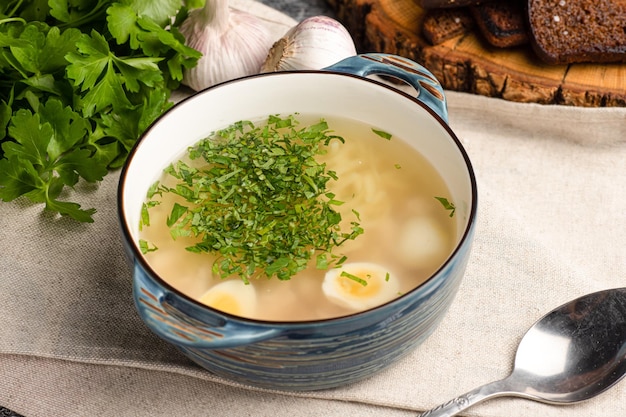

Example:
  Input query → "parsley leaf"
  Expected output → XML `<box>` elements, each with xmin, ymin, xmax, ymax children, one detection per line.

<box><xmin>372</xmin><ymin>128</ymin><xmax>392</xmax><ymax>140</ymax></box>
<box><xmin>435</xmin><ymin>196</ymin><xmax>456</xmax><ymax>217</ymax></box>
<box><xmin>124</xmin><ymin>0</ymin><xmax>181</xmax><ymax>27</ymax></box>
<box><xmin>106</xmin><ymin>4</ymin><xmax>142</xmax><ymax>48</ymax></box>
<box><xmin>3</xmin><ymin>109</ymin><xmax>52</xmax><ymax>168</ymax></box>
<box><xmin>0</xmin><ymin>156</ymin><xmax>44</xmax><ymax>200</ymax></box>
<box><xmin>1</xmin><ymin>100</ymin><xmax>107</xmax><ymax>221</ymax></box>
<box><xmin>8</xmin><ymin>25</ymin><xmax>82</xmax><ymax>75</ymax></box>
<box><xmin>66</xmin><ymin>30</ymin><xmax>113</xmax><ymax>92</ymax></box>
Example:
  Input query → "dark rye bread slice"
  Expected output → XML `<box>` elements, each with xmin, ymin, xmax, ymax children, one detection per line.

<box><xmin>470</xmin><ymin>1</ymin><xmax>528</xmax><ymax>48</ymax></box>
<box><xmin>422</xmin><ymin>7</ymin><xmax>475</xmax><ymax>44</ymax></box>
<box><xmin>416</xmin><ymin>0</ymin><xmax>488</xmax><ymax>8</ymax></box>
<box><xmin>528</xmin><ymin>0</ymin><xmax>626</xmax><ymax>64</ymax></box>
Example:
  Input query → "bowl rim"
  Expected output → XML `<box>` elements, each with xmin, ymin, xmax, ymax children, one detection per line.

<box><xmin>117</xmin><ymin>69</ymin><xmax>478</xmax><ymax>326</ymax></box>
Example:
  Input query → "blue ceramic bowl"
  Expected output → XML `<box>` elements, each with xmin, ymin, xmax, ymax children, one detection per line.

<box><xmin>118</xmin><ymin>54</ymin><xmax>478</xmax><ymax>391</ymax></box>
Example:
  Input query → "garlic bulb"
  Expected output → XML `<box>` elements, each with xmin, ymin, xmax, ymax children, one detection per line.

<box><xmin>179</xmin><ymin>0</ymin><xmax>274</xmax><ymax>91</ymax></box>
<box><xmin>261</xmin><ymin>16</ymin><xmax>357</xmax><ymax>72</ymax></box>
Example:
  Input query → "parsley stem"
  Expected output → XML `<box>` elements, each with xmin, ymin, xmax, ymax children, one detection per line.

<box><xmin>6</xmin><ymin>0</ymin><xmax>24</xmax><ymax>18</ymax></box>
<box><xmin>0</xmin><ymin>17</ymin><xmax>26</xmax><ymax>25</ymax></box>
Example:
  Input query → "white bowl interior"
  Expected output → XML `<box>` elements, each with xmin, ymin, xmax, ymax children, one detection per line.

<box><xmin>121</xmin><ymin>72</ymin><xmax>474</xmax><ymax>245</ymax></box>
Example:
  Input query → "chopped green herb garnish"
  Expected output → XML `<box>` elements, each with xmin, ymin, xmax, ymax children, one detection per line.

<box><xmin>372</xmin><ymin>128</ymin><xmax>392</xmax><ymax>140</ymax></box>
<box><xmin>139</xmin><ymin>200</ymin><xmax>160</xmax><ymax>231</ymax></box>
<box><xmin>435</xmin><ymin>196</ymin><xmax>456</xmax><ymax>217</ymax></box>
<box><xmin>138</xmin><ymin>239</ymin><xmax>158</xmax><ymax>254</ymax></box>
<box><xmin>340</xmin><ymin>271</ymin><xmax>368</xmax><ymax>286</ymax></box>
<box><xmin>142</xmin><ymin>115</ymin><xmax>364</xmax><ymax>282</ymax></box>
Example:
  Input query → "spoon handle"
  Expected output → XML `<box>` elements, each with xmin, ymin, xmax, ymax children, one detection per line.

<box><xmin>417</xmin><ymin>379</ymin><xmax>512</xmax><ymax>417</ymax></box>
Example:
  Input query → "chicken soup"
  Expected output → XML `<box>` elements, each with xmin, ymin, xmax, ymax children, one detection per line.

<box><xmin>138</xmin><ymin>114</ymin><xmax>457</xmax><ymax>321</ymax></box>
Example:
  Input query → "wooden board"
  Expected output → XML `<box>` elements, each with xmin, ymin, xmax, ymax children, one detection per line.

<box><xmin>326</xmin><ymin>0</ymin><xmax>626</xmax><ymax>107</ymax></box>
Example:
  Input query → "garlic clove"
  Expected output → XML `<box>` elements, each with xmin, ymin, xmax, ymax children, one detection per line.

<box><xmin>180</xmin><ymin>0</ymin><xmax>275</xmax><ymax>91</ymax></box>
<box><xmin>261</xmin><ymin>16</ymin><xmax>357</xmax><ymax>73</ymax></box>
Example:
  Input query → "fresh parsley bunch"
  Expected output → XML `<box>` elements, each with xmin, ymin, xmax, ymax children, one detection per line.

<box><xmin>0</xmin><ymin>0</ymin><xmax>201</xmax><ymax>222</ymax></box>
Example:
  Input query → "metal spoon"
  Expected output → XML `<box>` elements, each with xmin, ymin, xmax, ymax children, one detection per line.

<box><xmin>419</xmin><ymin>287</ymin><xmax>626</xmax><ymax>416</ymax></box>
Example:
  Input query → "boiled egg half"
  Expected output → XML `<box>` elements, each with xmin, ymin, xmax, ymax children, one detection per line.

<box><xmin>198</xmin><ymin>280</ymin><xmax>258</xmax><ymax>317</ymax></box>
<box><xmin>322</xmin><ymin>262</ymin><xmax>400</xmax><ymax>311</ymax></box>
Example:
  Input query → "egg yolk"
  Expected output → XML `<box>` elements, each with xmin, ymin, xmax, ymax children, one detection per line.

<box><xmin>337</xmin><ymin>270</ymin><xmax>382</xmax><ymax>297</ymax></box>
<box><xmin>200</xmin><ymin>293</ymin><xmax>241</xmax><ymax>316</ymax></box>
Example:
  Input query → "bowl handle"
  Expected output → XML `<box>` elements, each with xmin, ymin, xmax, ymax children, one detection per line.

<box><xmin>324</xmin><ymin>53</ymin><xmax>448</xmax><ymax>123</ymax></box>
<box><xmin>133</xmin><ymin>262</ymin><xmax>283</xmax><ymax>349</ymax></box>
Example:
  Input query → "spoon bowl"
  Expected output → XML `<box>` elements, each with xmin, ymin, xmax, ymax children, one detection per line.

<box><xmin>420</xmin><ymin>287</ymin><xmax>626</xmax><ymax>416</ymax></box>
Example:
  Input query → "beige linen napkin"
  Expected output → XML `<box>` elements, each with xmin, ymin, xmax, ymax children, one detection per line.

<box><xmin>1</xmin><ymin>90</ymin><xmax>625</xmax><ymax>417</ymax></box>
<box><xmin>1</xmin><ymin>2</ymin><xmax>626</xmax><ymax>416</ymax></box>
